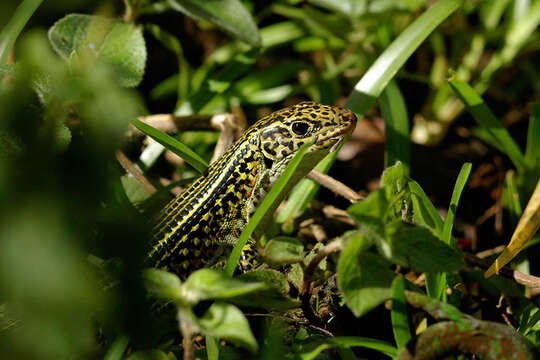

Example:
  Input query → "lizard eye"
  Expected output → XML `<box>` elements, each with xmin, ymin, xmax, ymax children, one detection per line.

<box><xmin>292</xmin><ymin>122</ymin><xmax>310</xmax><ymax>136</ymax></box>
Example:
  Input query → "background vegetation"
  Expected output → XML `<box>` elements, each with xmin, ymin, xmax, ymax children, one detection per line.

<box><xmin>0</xmin><ymin>0</ymin><xmax>539</xmax><ymax>359</ymax></box>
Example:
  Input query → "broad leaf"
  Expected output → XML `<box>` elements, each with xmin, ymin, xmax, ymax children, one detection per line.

<box><xmin>194</xmin><ymin>302</ymin><xmax>258</xmax><ymax>353</ymax></box>
<box><xmin>385</xmin><ymin>221</ymin><xmax>464</xmax><ymax>273</ymax></box>
<box><xmin>182</xmin><ymin>268</ymin><xmax>265</xmax><ymax>303</ymax></box>
<box><xmin>347</xmin><ymin>188</ymin><xmax>389</xmax><ymax>233</ymax></box>
<box><xmin>263</xmin><ymin>237</ymin><xmax>304</xmax><ymax>266</ymax></box>
<box><xmin>338</xmin><ymin>236</ymin><xmax>393</xmax><ymax>318</ymax></box>
<box><xmin>48</xmin><ymin>14</ymin><xmax>146</xmax><ymax>87</ymax></box>
<box><xmin>168</xmin><ymin>0</ymin><xmax>261</xmax><ymax>47</ymax></box>
<box><xmin>142</xmin><ymin>268</ymin><xmax>182</xmax><ymax>301</ymax></box>
<box><xmin>234</xmin><ymin>269</ymin><xmax>300</xmax><ymax>311</ymax></box>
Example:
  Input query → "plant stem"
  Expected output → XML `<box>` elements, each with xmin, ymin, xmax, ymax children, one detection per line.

<box><xmin>0</xmin><ymin>0</ymin><xmax>45</xmax><ymax>64</ymax></box>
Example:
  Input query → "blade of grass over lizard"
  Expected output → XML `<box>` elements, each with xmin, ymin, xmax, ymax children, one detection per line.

<box><xmin>379</xmin><ymin>80</ymin><xmax>410</xmax><ymax>174</ymax></box>
<box><xmin>448</xmin><ymin>78</ymin><xmax>526</xmax><ymax>172</ymax></box>
<box><xmin>0</xmin><ymin>0</ymin><xmax>44</xmax><ymax>64</ymax></box>
<box><xmin>276</xmin><ymin>148</ymin><xmax>338</xmax><ymax>224</ymax></box>
<box><xmin>132</xmin><ymin>118</ymin><xmax>209</xmax><ymax>174</ymax></box>
<box><xmin>224</xmin><ymin>142</ymin><xmax>312</xmax><ymax>277</ymax></box>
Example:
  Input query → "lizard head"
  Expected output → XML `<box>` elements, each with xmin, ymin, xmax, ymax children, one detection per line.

<box><xmin>256</xmin><ymin>101</ymin><xmax>357</xmax><ymax>168</ymax></box>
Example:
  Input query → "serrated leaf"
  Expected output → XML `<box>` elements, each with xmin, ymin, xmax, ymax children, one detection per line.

<box><xmin>48</xmin><ymin>14</ymin><xmax>146</xmax><ymax>87</ymax></box>
<box><xmin>195</xmin><ymin>302</ymin><xmax>258</xmax><ymax>353</ymax></box>
<box><xmin>385</xmin><ymin>221</ymin><xmax>464</xmax><ymax>273</ymax></box>
<box><xmin>347</xmin><ymin>188</ymin><xmax>389</xmax><ymax>233</ymax></box>
<box><xmin>263</xmin><ymin>237</ymin><xmax>304</xmax><ymax>266</ymax></box>
<box><xmin>338</xmin><ymin>236</ymin><xmax>393</xmax><ymax>318</ymax></box>
<box><xmin>168</xmin><ymin>0</ymin><xmax>261</xmax><ymax>47</ymax></box>
<box><xmin>182</xmin><ymin>269</ymin><xmax>265</xmax><ymax>303</ymax></box>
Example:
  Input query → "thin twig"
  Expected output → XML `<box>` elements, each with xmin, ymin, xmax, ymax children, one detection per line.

<box><xmin>308</xmin><ymin>169</ymin><xmax>363</xmax><ymax>203</ymax></box>
<box><xmin>476</xmin><ymin>245</ymin><xmax>505</xmax><ymax>259</ymax></box>
<box><xmin>464</xmin><ymin>253</ymin><xmax>540</xmax><ymax>292</ymax></box>
<box><xmin>210</xmin><ymin>113</ymin><xmax>245</xmax><ymax>163</ymax></box>
<box><xmin>115</xmin><ymin>150</ymin><xmax>157</xmax><ymax>195</ymax></box>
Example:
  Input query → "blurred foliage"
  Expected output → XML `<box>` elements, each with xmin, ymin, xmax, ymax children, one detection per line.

<box><xmin>0</xmin><ymin>0</ymin><xmax>539</xmax><ymax>359</ymax></box>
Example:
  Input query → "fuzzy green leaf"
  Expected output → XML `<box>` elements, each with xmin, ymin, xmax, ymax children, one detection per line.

<box><xmin>48</xmin><ymin>14</ymin><xmax>146</xmax><ymax>87</ymax></box>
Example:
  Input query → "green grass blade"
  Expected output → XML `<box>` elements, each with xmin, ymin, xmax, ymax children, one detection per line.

<box><xmin>503</xmin><ymin>171</ymin><xmax>522</xmax><ymax>225</ymax></box>
<box><xmin>448</xmin><ymin>78</ymin><xmax>526</xmax><ymax>172</ymax></box>
<box><xmin>525</xmin><ymin>103</ymin><xmax>540</xmax><ymax>168</ymax></box>
<box><xmin>132</xmin><ymin>119</ymin><xmax>209</xmax><ymax>173</ymax></box>
<box><xmin>391</xmin><ymin>276</ymin><xmax>411</xmax><ymax>349</ymax></box>
<box><xmin>441</xmin><ymin>163</ymin><xmax>472</xmax><ymax>246</ymax></box>
<box><xmin>0</xmin><ymin>0</ymin><xmax>44</xmax><ymax>64</ymax></box>
<box><xmin>224</xmin><ymin>142</ymin><xmax>312</xmax><ymax>277</ymax></box>
<box><xmin>175</xmin><ymin>50</ymin><xmax>257</xmax><ymax>115</ymax></box>
<box><xmin>345</xmin><ymin>0</ymin><xmax>462</xmax><ymax>115</ymax></box>
<box><xmin>103</xmin><ymin>335</ymin><xmax>130</xmax><ymax>360</ymax></box>
<box><xmin>379</xmin><ymin>80</ymin><xmax>410</xmax><ymax>174</ymax></box>
<box><xmin>206</xmin><ymin>335</ymin><xmax>219</xmax><ymax>360</ymax></box>
<box><xmin>275</xmin><ymin>149</ymin><xmax>337</xmax><ymax>224</ymax></box>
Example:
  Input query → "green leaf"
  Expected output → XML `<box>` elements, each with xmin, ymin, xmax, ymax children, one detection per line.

<box><xmin>48</xmin><ymin>14</ymin><xmax>147</xmax><ymax>87</ymax></box>
<box><xmin>441</xmin><ymin>162</ymin><xmax>472</xmax><ymax>246</ymax></box>
<box><xmin>52</xmin><ymin>122</ymin><xmax>72</xmax><ymax>153</ymax></box>
<box><xmin>345</xmin><ymin>0</ymin><xmax>461</xmax><ymax>115</ymax></box>
<box><xmin>175</xmin><ymin>50</ymin><xmax>257</xmax><ymax>115</ymax></box>
<box><xmin>234</xmin><ymin>269</ymin><xmax>300</xmax><ymax>311</ymax></box>
<box><xmin>525</xmin><ymin>103</ymin><xmax>540</xmax><ymax>168</ymax></box>
<box><xmin>224</xmin><ymin>142</ymin><xmax>313</xmax><ymax>277</ymax></box>
<box><xmin>182</xmin><ymin>269</ymin><xmax>265</xmax><ymax>303</ymax></box>
<box><xmin>338</xmin><ymin>237</ymin><xmax>393</xmax><ymax>318</ymax></box>
<box><xmin>503</xmin><ymin>171</ymin><xmax>522</xmax><ymax>225</ymax></box>
<box><xmin>263</xmin><ymin>237</ymin><xmax>304</xmax><ymax>266</ymax></box>
<box><xmin>448</xmin><ymin>77</ymin><xmax>526</xmax><ymax>171</ymax></box>
<box><xmin>347</xmin><ymin>188</ymin><xmax>389</xmax><ymax>233</ymax></box>
<box><xmin>276</xmin><ymin>150</ymin><xmax>337</xmax><ymax>224</ymax></box>
<box><xmin>408</xmin><ymin>180</ymin><xmax>444</xmax><ymax>236</ymax></box>
<box><xmin>385</xmin><ymin>221</ymin><xmax>464</xmax><ymax>273</ymax></box>
<box><xmin>132</xmin><ymin>119</ymin><xmax>209</xmax><ymax>173</ymax></box>
<box><xmin>195</xmin><ymin>302</ymin><xmax>258</xmax><ymax>353</ymax></box>
<box><xmin>233</xmin><ymin>62</ymin><xmax>305</xmax><ymax>98</ymax></box>
<box><xmin>168</xmin><ymin>0</ymin><xmax>261</xmax><ymax>47</ymax></box>
<box><xmin>120</xmin><ymin>175</ymin><xmax>151</xmax><ymax>205</ymax></box>
<box><xmin>206</xmin><ymin>336</ymin><xmax>219</xmax><ymax>360</ymax></box>
<box><xmin>381</xmin><ymin>161</ymin><xmax>409</xmax><ymax>196</ymax></box>
<box><xmin>391</xmin><ymin>276</ymin><xmax>411</xmax><ymax>349</ymax></box>
<box><xmin>142</xmin><ymin>268</ymin><xmax>182</xmax><ymax>301</ymax></box>
<box><xmin>379</xmin><ymin>81</ymin><xmax>410</xmax><ymax>174</ymax></box>
<box><xmin>104</xmin><ymin>335</ymin><xmax>130</xmax><ymax>360</ymax></box>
